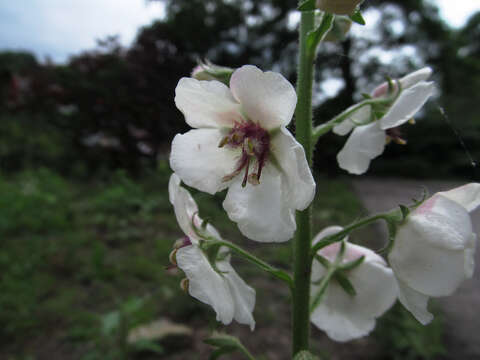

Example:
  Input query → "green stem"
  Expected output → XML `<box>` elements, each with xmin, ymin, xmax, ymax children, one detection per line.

<box><xmin>310</xmin><ymin>213</ymin><xmax>391</xmax><ymax>255</ymax></box>
<box><xmin>292</xmin><ymin>8</ymin><xmax>316</xmax><ymax>357</ymax></box>
<box><xmin>212</xmin><ymin>240</ymin><xmax>293</xmax><ymax>287</ymax></box>
<box><xmin>309</xmin><ymin>265</ymin><xmax>336</xmax><ymax>313</ymax></box>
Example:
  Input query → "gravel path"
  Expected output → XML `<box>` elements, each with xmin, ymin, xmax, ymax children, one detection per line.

<box><xmin>351</xmin><ymin>178</ymin><xmax>480</xmax><ymax>359</ymax></box>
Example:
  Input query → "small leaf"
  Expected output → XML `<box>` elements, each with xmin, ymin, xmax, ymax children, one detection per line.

<box><xmin>335</xmin><ymin>271</ymin><xmax>356</xmax><ymax>296</ymax></box>
<box><xmin>293</xmin><ymin>350</ymin><xmax>320</xmax><ymax>360</ymax></box>
<box><xmin>205</xmin><ymin>333</ymin><xmax>254</xmax><ymax>360</ymax></box>
<box><xmin>349</xmin><ymin>9</ymin><xmax>366</xmax><ymax>25</ymax></box>
<box><xmin>298</xmin><ymin>0</ymin><xmax>316</xmax><ymax>11</ymax></box>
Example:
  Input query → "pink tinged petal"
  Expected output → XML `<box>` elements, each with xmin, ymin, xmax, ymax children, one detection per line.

<box><xmin>229</xmin><ymin>65</ymin><xmax>297</xmax><ymax>130</ymax></box>
<box><xmin>223</xmin><ymin>167</ymin><xmax>296</xmax><ymax>242</ymax></box>
<box><xmin>399</xmin><ymin>67</ymin><xmax>433</xmax><ymax>89</ymax></box>
<box><xmin>437</xmin><ymin>183</ymin><xmax>480</xmax><ymax>212</ymax></box>
<box><xmin>333</xmin><ymin>105</ymin><xmax>372</xmax><ymax>136</ymax></box>
<box><xmin>168</xmin><ymin>174</ymin><xmax>200</xmax><ymax>241</ymax></box>
<box><xmin>174</xmin><ymin>77</ymin><xmax>242</xmax><ymax>129</ymax></box>
<box><xmin>311</xmin><ymin>242</ymin><xmax>397</xmax><ymax>341</ymax></box>
<box><xmin>217</xmin><ymin>259</ymin><xmax>256</xmax><ymax>331</ymax></box>
<box><xmin>170</xmin><ymin>129</ymin><xmax>239</xmax><ymax>195</ymax></box>
<box><xmin>396</xmin><ymin>278</ymin><xmax>433</xmax><ymax>325</ymax></box>
<box><xmin>271</xmin><ymin>128</ymin><xmax>316</xmax><ymax>210</ymax></box>
<box><xmin>176</xmin><ymin>246</ymin><xmax>234</xmax><ymax>325</ymax></box>
<box><xmin>379</xmin><ymin>81</ymin><xmax>435</xmax><ymax>130</ymax></box>
<box><xmin>389</xmin><ymin>196</ymin><xmax>474</xmax><ymax>297</ymax></box>
<box><xmin>337</xmin><ymin>122</ymin><xmax>386</xmax><ymax>175</ymax></box>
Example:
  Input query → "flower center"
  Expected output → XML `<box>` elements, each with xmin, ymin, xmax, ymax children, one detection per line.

<box><xmin>219</xmin><ymin>122</ymin><xmax>270</xmax><ymax>187</ymax></box>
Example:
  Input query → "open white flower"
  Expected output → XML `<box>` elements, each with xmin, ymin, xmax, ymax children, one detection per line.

<box><xmin>311</xmin><ymin>226</ymin><xmax>398</xmax><ymax>342</ymax></box>
<box><xmin>169</xmin><ymin>174</ymin><xmax>256</xmax><ymax>330</ymax></box>
<box><xmin>170</xmin><ymin>65</ymin><xmax>315</xmax><ymax>243</ymax></box>
<box><xmin>334</xmin><ymin>67</ymin><xmax>435</xmax><ymax>174</ymax></box>
<box><xmin>388</xmin><ymin>183</ymin><xmax>479</xmax><ymax>324</ymax></box>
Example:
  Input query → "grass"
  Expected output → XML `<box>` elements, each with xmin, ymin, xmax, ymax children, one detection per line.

<box><xmin>0</xmin><ymin>164</ymin><xmax>445</xmax><ymax>359</ymax></box>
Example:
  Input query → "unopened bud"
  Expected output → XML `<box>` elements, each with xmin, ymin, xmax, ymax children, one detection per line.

<box><xmin>191</xmin><ymin>61</ymin><xmax>234</xmax><ymax>85</ymax></box>
<box><xmin>169</xmin><ymin>249</ymin><xmax>178</xmax><ymax>266</ymax></box>
<box><xmin>180</xmin><ymin>278</ymin><xmax>189</xmax><ymax>292</ymax></box>
<box><xmin>316</xmin><ymin>0</ymin><xmax>364</xmax><ymax>15</ymax></box>
<box><xmin>324</xmin><ymin>17</ymin><xmax>352</xmax><ymax>42</ymax></box>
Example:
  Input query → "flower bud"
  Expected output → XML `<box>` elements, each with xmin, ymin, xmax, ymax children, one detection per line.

<box><xmin>180</xmin><ymin>278</ymin><xmax>189</xmax><ymax>292</ymax></box>
<box><xmin>191</xmin><ymin>61</ymin><xmax>234</xmax><ymax>85</ymax></box>
<box><xmin>316</xmin><ymin>0</ymin><xmax>364</xmax><ymax>15</ymax></box>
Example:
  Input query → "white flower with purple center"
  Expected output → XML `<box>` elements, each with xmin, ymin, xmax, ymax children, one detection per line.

<box><xmin>170</xmin><ymin>65</ymin><xmax>316</xmax><ymax>243</ymax></box>
<box><xmin>334</xmin><ymin>67</ymin><xmax>435</xmax><ymax>175</ymax></box>
<box><xmin>169</xmin><ymin>174</ymin><xmax>256</xmax><ymax>330</ymax></box>
<box><xmin>388</xmin><ymin>183</ymin><xmax>479</xmax><ymax>324</ymax></box>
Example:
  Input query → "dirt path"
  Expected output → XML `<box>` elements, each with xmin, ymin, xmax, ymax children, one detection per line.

<box><xmin>351</xmin><ymin>178</ymin><xmax>480</xmax><ymax>359</ymax></box>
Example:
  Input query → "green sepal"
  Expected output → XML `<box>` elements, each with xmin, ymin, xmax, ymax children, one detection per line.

<box><xmin>349</xmin><ymin>9</ymin><xmax>366</xmax><ymax>25</ymax></box>
<box><xmin>307</xmin><ymin>13</ymin><xmax>334</xmax><ymax>52</ymax></box>
<box><xmin>298</xmin><ymin>0</ymin><xmax>316</xmax><ymax>11</ymax></box>
<box><xmin>335</xmin><ymin>271</ymin><xmax>356</xmax><ymax>296</ymax></box>
<box><xmin>205</xmin><ymin>333</ymin><xmax>255</xmax><ymax>360</ymax></box>
<box><xmin>399</xmin><ymin>204</ymin><xmax>410</xmax><ymax>220</ymax></box>
<box><xmin>338</xmin><ymin>254</ymin><xmax>365</xmax><ymax>271</ymax></box>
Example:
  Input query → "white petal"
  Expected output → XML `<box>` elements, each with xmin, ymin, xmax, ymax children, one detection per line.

<box><xmin>380</xmin><ymin>81</ymin><xmax>435</xmax><ymax>130</ymax></box>
<box><xmin>223</xmin><ymin>167</ymin><xmax>296</xmax><ymax>242</ymax></box>
<box><xmin>437</xmin><ymin>183</ymin><xmax>480</xmax><ymax>212</ymax></box>
<box><xmin>229</xmin><ymin>65</ymin><xmax>297</xmax><ymax>130</ymax></box>
<box><xmin>333</xmin><ymin>105</ymin><xmax>372</xmax><ymax>136</ymax></box>
<box><xmin>337</xmin><ymin>122</ymin><xmax>386</xmax><ymax>175</ymax></box>
<box><xmin>311</xmin><ymin>245</ymin><xmax>397</xmax><ymax>341</ymax></box>
<box><xmin>175</xmin><ymin>77</ymin><xmax>242</xmax><ymax>129</ymax></box>
<box><xmin>170</xmin><ymin>129</ymin><xmax>238</xmax><ymax>194</ymax></box>
<box><xmin>217</xmin><ymin>259</ymin><xmax>256</xmax><ymax>331</ymax></box>
<box><xmin>176</xmin><ymin>245</ymin><xmax>234</xmax><ymax>325</ymax></box>
<box><xmin>389</xmin><ymin>198</ymin><xmax>473</xmax><ymax>297</ymax></box>
<box><xmin>168</xmin><ymin>174</ymin><xmax>199</xmax><ymax>240</ymax></box>
<box><xmin>396</xmin><ymin>278</ymin><xmax>433</xmax><ymax>325</ymax></box>
<box><xmin>312</xmin><ymin>226</ymin><xmax>345</xmax><ymax>246</ymax></box>
<box><xmin>399</xmin><ymin>67</ymin><xmax>432</xmax><ymax>89</ymax></box>
<box><xmin>271</xmin><ymin>128</ymin><xmax>316</xmax><ymax>210</ymax></box>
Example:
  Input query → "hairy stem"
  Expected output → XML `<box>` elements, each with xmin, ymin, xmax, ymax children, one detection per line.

<box><xmin>292</xmin><ymin>8</ymin><xmax>316</xmax><ymax>356</ymax></box>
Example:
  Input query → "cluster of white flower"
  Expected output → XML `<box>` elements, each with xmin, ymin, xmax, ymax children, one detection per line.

<box><xmin>167</xmin><ymin>64</ymin><xmax>477</xmax><ymax>342</ymax></box>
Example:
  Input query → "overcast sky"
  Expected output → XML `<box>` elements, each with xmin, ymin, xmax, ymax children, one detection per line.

<box><xmin>0</xmin><ymin>0</ymin><xmax>478</xmax><ymax>64</ymax></box>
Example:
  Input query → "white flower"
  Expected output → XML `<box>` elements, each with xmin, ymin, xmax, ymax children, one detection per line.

<box><xmin>169</xmin><ymin>174</ymin><xmax>256</xmax><ymax>330</ymax></box>
<box><xmin>170</xmin><ymin>65</ymin><xmax>315</xmax><ymax>243</ymax></box>
<box><xmin>388</xmin><ymin>183</ymin><xmax>479</xmax><ymax>324</ymax></box>
<box><xmin>334</xmin><ymin>67</ymin><xmax>435</xmax><ymax>175</ymax></box>
<box><xmin>310</xmin><ymin>226</ymin><xmax>398</xmax><ymax>342</ymax></box>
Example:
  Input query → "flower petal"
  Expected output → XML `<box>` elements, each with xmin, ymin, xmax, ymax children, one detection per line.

<box><xmin>170</xmin><ymin>129</ymin><xmax>238</xmax><ymax>194</ymax></box>
<box><xmin>217</xmin><ymin>258</ymin><xmax>256</xmax><ymax>331</ymax></box>
<box><xmin>399</xmin><ymin>67</ymin><xmax>432</xmax><ymax>89</ymax></box>
<box><xmin>176</xmin><ymin>245</ymin><xmax>234</xmax><ymax>325</ymax></box>
<box><xmin>272</xmin><ymin>128</ymin><xmax>316</xmax><ymax>210</ymax></box>
<box><xmin>168</xmin><ymin>174</ymin><xmax>199</xmax><ymax>240</ymax></box>
<box><xmin>229</xmin><ymin>65</ymin><xmax>297</xmax><ymax>130</ymax></box>
<box><xmin>389</xmin><ymin>198</ymin><xmax>473</xmax><ymax>297</ymax></box>
<box><xmin>437</xmin><ymin>183</ymin><xmax>480</xmax><ymax>213</ymax></box>
<box><xmin>175</xmin><ymin>77</ymin><xmax>242</xmax><ymax>129</ymax></box>
<box><xmin>223</xmin><ymin>167</ymin><xmax>296</xmax><ymax>242</ymax></box>
<box><xmin>311</xmin><ymin>244</ymin><xmax>397</xmax><ymax>341</ymax></box>
<box><xmin>337</xmin><ymin>122</ymin><xmax>386</xmax><ymax>175</ymax></box>
<box><xmin>380</xmin><ymin>81</ymin><xmax>435</xmax><ymax>130</ymax></box>
<box><xmin>332</xmin><ymin>105</ymin><xmax>372</xmax><ymax>136</ymax></box>
<box><xmin>396</xmin><ymin>278</ymin><xmax>433</xmax><ymax>325</ymax></box>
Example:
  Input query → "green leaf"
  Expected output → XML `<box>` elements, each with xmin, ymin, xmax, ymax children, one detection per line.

<box><xmin>293</xmin><ymin>350</ymin><xmax>320</xmax><ymax>360</ymax></box>
<box><xmin>335</xmin><ymin>271</ymin><xmax>356</xmax><ymax>296</ymax></box>
<box><xmin>349</xmin><ymin>9</ymin><xmax>366</xmax><ymax>25</ymax></box>
<box><xmin>306</xmin><ymin>13</ymin><xmax>334</xmax><ymax>52</ymax></box>
<box><xmin>399</xmin><ymin>204</ymin><xmax>410</xmax><ymax>220</ymax></box>
<box><xmin>339</xmin><ymin>255</ymin><xmax>365</xmax><ymax>271</ymax></box>
<box><xmin>298</xmin><ymin>0</ymin><xmax>316</xmax><ymax>11</ymax></box>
